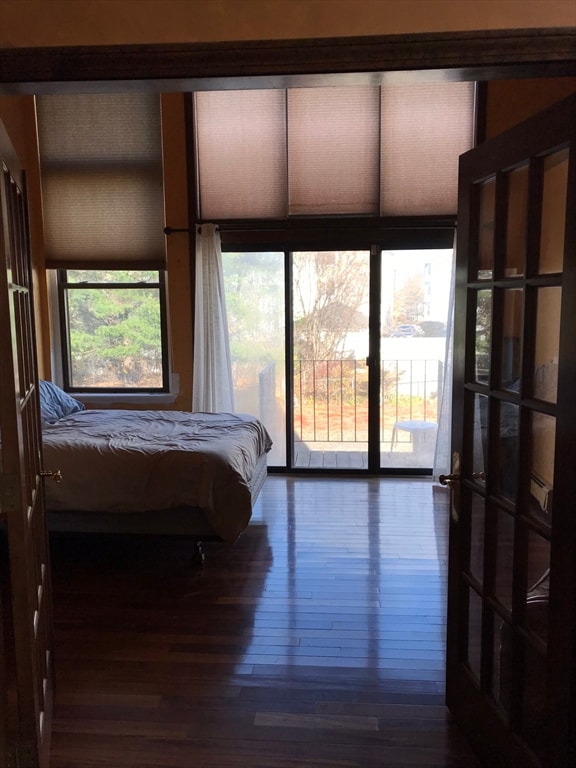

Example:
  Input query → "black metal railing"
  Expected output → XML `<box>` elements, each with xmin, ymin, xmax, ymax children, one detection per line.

<box><xmin>293</xmin><ymin>358</ymin><xmax>443</xmax><ymax>445</ymax></box>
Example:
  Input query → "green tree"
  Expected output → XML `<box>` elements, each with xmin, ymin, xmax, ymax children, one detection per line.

<box><xmin>222</xmin><ymin>253</ymin><xmax>285</xmax><ymax>390</ymax></box>
<box><xmin>66</xmin><ymin>270</ymin><xmax>162</xmax><ymax>386</ymax></box>
<box><xmin>393</xmin><ymin>273</ymin><xmax>424</xmax><ymax>325</ymax></box>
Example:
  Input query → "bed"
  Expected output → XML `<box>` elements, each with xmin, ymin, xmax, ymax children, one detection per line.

<box><xmin>39</xmin><ymin>381</ymin><xmax>272</xmax><ymax>555</ymax></box>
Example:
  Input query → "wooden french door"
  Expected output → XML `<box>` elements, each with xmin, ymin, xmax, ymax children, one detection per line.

<box><xmin>445</xmin><ymin>94</ymin><xmax>575</xmax><ymax>768</ymax></box>
<box><xmin>0</xmin><ymin>121</ymin><xmax>54</xmax><ymax>767</ymax></box>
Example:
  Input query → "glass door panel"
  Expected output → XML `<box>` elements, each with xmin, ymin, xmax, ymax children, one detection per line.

<box><xmin>292</xmin><ymin>250</ymin><xmax>369</xmax><ymax>469</ymax></box>
<box><xmin>492</xmin><ymin>614</ymin><xmax>512</xmax><ymax>720</ymax></box>
<box><xmin>469</xmin><ymin>493</ymin><xmax>485</xmax><ymax>584</ymax></box>
<box><xmin>497</xmin><ymin>401</ymin><xmax>519</xmax><ymax>502</ymax></box>
<box><xmin>534</xmin><ymin>286</ymin><xmax>561</xmax><ymax>403</ymax></box>
<box><xmin>494</xmin><ymin>507</ymin><xmax>515</xmax><ymax>612</ymax></box>
<box><xmin>222</xmin><ymin>251</ymin><xmax>287</xmax><ymax>466</ymax></box>
<box><xmin>474</xmin><ymin>289</ymin><xmax>491</xmax><ymax>384</ymax></box>
<box><xmin>467</xmin><ymin>587</ymin><xmax>483</xmax><ymax>683</ymax></box>
<box><xmin>471</xmin><ymin>392</ymin><xmax>488</xmax><ymax>487</ymax></box>
<box><xmin>539</xmin><ymin>149</ymin><xmax>569</xmax><ymax>274</ymax></box>
<box><xmin>478</xmin><ymin>176</ymin><xmax>496</xmax><ymax>279</ymax></box>
<box><xmin>529</xmin><ymin>412</ymin><xmax>555</xmax><ymax>524</ymax></box>
<box><xmin>500</xmin><ymin>288</ymin><xmax>522</xmax><ymax>390</ymax></box>
<box><xmin>380</xmin><ymin>249</ymin><xmax>452</xmax><ymax>469</ymax></box>
<box><xmin>505</xmin><ymin>164</ymin><xmax>528</xmax><ymax>277</ymax></box>
<box><xmin>526</xmin><ymin>529</ymin><xmax>551</xmax><ymax>644</ymax></box>
<box><xmin>519</xmin><ymin>642</ymin><xmax>548</xmax><ymax>759</ymax></box>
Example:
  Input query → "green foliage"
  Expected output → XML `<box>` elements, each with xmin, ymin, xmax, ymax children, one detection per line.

<box><xmin>65</xmin><ymin>271</ymin><xmax>163</xmax><ymax>386</ymax></box>
<box><xmin>222</xmin><ymin>252</ymin><xmax>284</xmax><ymax>369</ymax></box>
<box><xmin>393</xmin><ymin>273</ymin><xmax>425</xmax><ymax>325</ymax></box>
<box><xmin>66</xmin><ymin>269</ymin><xmax>158</xmax><ymax>284</ymax></box>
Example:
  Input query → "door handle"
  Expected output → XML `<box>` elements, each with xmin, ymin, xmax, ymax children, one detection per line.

<box><xmin>439</xmin><ymin>470</ymin><xmax>485</xmax><ymax>486</ymax></box>
<box><xmin>439</xmin><ymin>471</ymin><xmax>459</xmax><ymax>488</ymax></box>
<box><xmin>440</xmin><ymin>451</ymin><xmax>461</xmax><ymax>522</ymax></box>
<box><xmin>40</xmin><ymin>469</ymin><xmax>63</xmax><ymax>483</ymax></box>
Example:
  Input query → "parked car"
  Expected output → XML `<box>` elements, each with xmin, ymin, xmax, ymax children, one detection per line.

<box><xmin>418</xmin><ymin>320</ymin><xmax>447</xmax><ymax>337</ymax></box>
<box><xmin>390</xmin><ymin>324</ymin><xmax>424</xmax><ymax>337</ymax></box>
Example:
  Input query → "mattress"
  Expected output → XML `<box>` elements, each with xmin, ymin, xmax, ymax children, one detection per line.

<box><xmin>42</xmin><ymin>409</ymin><xmax>272</xmax><ymax>542</ymax></box>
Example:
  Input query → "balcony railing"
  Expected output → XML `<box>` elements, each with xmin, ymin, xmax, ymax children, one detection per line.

<box><xmin>293</xmin><ymin>358</ymin><xmax>443</xmax><ymax>448</ymax></box>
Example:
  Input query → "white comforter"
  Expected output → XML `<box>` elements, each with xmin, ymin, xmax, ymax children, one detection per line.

<box><xmin>42</xmin><ymin>410</ymin><xmax>272</xmax><ymax>541</ymax></box>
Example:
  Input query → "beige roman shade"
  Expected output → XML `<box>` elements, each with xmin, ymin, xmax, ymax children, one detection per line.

<box><xmin>194</xmin><ymin>82</ymin><xmax>475</xmax><ymax>219</ymax></box>
<box><xmin>36</xmin><ymin>93</ymin><xmax>166</xmax><ymax>269</ymax></box>
<box><xmin>195</xmin><ymin>89</ymin><xmax>287</xmax><ymax>219</ymax></box>
<box><xmin>287</xmin><ymin>85</ymin><xmax>380</xmax><ymax>215</ymax></box>
<box><xmin>380</xmin><ymin>83</ymin><xmax>475</xmax><ymax>215</ymax></box>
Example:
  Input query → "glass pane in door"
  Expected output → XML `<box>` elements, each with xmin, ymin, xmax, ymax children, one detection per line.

<box><xmin>292</xmin><ymin>250</ymin><xmax>369</xmax><ymax>469</ymax></box>
<box><xmin>505</xmin><ymin>164</ymin><xmax>528</xmax><ymax>277</ymax></box>
<box><xmin>471</xmin><ymin>392</ymin><xmax>488</xmax><ymax>487</ymax></box>
<box><xmin>499</xmin><ymin>288</ymin><xmax>522</xmax><ymax>390</ymax></box>
<box><xmin>467</xmin><ymin>587</ymin><xmax>483</xmax><ymax>683</ymax></box>
<box><xmin>475</xmin><ymin>289</ymin><xmax>492</xmax><ymax>384</ymax></box>
<box><xmin>534</xmin><ymin>286</ymin><xmax>561</xmax><ymax>403</ymax></box>
<box><xmin>222</xmin><ymin>251</ymin><xmax>286</xmax><ymax>466</ymax></box>
<box><xmin>477</xmin><ymin>176</ymin><xmax>495</xmax><ymax>280</ymax></box>
<box><xmin>497</xmin><ymin>401</ymin><xmax>519</xmax><ymax>502</ymax></box>
<box><xmin>526</xmin><ymin>529</ymin><xmax>551</xmax><ymax>645</ymax></box>
<box><xmin>380</xmin><ymin>249</ymin><xmax>452</xmax><ymax>470</ymax></box>
<box><xmin>494</xmin><ymin>508</ymin><xmax>515</xmax><ymax>612</ymax></box>
<box><xmin>529</xmin><ymin>412</ymin><xmax>555</xmax><ymax>524</ymax></box>
<box><xmin>539</xmin><ymin>148</ymin><xmax>569</xmax><ymax>274</ymax></box>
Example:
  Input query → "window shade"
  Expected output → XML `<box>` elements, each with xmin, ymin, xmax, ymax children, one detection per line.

<box><xmin>194</xmin><ymin>82</ymin><xmax>475</xmax><ymax>220</ymax></box>
<box><xmin>195</xmin><ymin>89</ymin><xmax>287</xmax><ymax>219</ymax></box>
<box><xmin>36</xmin><ymin>94</ymin><xmax>166</xmax><ymax>268</ymax></box>
<box><xmin>380</xmin><ymin>82</ymin><xmax>476</xmax><ymax>216</ymax></box>
<box><xmin>287</xmin><ymin>86</ymin><xmax>380</xmax><ymax>215</ymax></box>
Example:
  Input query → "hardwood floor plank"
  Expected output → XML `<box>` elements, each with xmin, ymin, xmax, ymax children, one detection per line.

<box><xmin>47</xmin><ymin>476</ymin><xmax>481</xmax><ymax>768</ymax></box>
<box><xmin>254</xmin><ymin>712</ymin><xmax>380</xmax><ymax>731</ymax></box>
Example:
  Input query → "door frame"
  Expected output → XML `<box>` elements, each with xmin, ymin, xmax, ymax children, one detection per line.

<box><xmin>221</xmin><ymin>240</ymin><xmax>455</xmax><ymax>474</ymax></box>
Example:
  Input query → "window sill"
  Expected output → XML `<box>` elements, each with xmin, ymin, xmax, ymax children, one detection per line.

<box><xmin>73</xmin><ymin>391</ymin><xmax>179</xmax><ymax>408</ymax></box>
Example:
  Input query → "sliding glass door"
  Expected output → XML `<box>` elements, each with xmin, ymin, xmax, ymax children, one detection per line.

<box><xmin>222</xmin><ymin>246</ymin><xmax>453</xmax><ymax>472</ymax></box>
<box><xmin>292</xmin><ymin>250</ymin><xmax>370</xmax><ymax>469</ymax></box>
<box><xmin>221</xmin><ymin>251</ymin><xmax>287</xmax><ymax>466</ymax></box>
<box><xmin>379</xmin><ymin>249</ymin><xmax>453</xmax><ymax>470</ymax></box>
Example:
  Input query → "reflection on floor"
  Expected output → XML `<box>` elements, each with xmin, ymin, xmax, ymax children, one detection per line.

<box><xmin>48</xmin><ymin>476</ymin><xmax>481</xmax><ymax>768</ymax></box>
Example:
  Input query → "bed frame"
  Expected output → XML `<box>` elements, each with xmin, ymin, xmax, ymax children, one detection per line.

<box><xmin>47</xmin><ymin>451</ymin><xmax>268</xmax><ymax>562</ymax></box>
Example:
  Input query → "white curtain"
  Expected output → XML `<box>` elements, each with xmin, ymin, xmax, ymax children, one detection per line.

<box><xmin>433</xmin><ymin>232</ymin><xmax>457</xmax><ymax>481</ymax></box>
<box><xmin>192</xmin><ymin>224</ymin><xmax>234</xmax><ymax>412</ymax></box>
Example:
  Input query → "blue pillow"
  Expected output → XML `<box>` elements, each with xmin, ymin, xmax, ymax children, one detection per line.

<box><xmin>39</xmin><ymin>380</ymin><xmax>85</xmax><ymax>424</ymax></box>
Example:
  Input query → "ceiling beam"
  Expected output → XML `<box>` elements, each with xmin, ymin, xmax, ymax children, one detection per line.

<box><xmin>1</xmin><ymin>28</ymin><xmax>575</xmax><ymax>94</ymax></box>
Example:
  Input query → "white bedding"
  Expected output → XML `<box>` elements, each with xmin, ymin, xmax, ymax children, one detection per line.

<box><xmin>42</xmin><ymin>410</ymin><xmax>272</xmax><ymax>542</ymax></box>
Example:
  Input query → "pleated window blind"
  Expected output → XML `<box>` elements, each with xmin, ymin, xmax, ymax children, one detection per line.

<box><xmin>287</xmin><ymin>86</ymin><xmax>380</xmax><ymax>216</ymax></box>
<box><xmin>36</xmin><ymin>94</ymin><xmax>166</xmax><ymax>269</ymax></box>
<box><xmin>195</xmin><ymin>82</ymin><xmax>475</xmax><ymax>219</ymax></box>
<box><xmin>379</xmin><ymin>83</ymin><xmax>475</xmax><ymax>216</ymax></box>
<box><xmin>195</xmin><ymin>89</ymin><xmax>287</xmax><ymax>219</ymax></box>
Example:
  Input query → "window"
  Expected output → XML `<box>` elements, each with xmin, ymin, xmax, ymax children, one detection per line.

<box><xmin>57</xmin><ymin>269</ymin><xmax>169</xmax><ymax>392</ymax></box>
<box><xmin>36</xmin><ymin>94</ymin><xmax>169</xmax><ymax>395</ymax></box>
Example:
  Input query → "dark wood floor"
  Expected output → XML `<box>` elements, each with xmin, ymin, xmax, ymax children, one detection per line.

<box><xmin>47</xmin><ymin>476</ymin><xmax>482</xmax><ymax>768</ymax></box>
